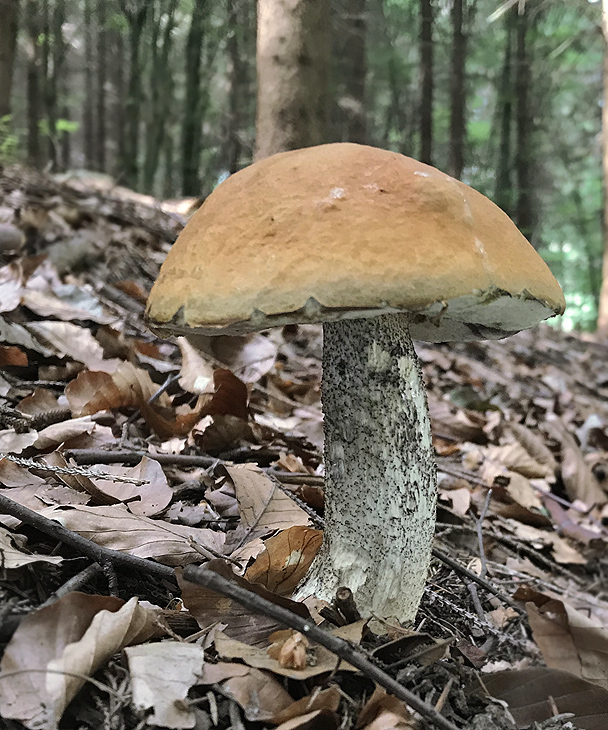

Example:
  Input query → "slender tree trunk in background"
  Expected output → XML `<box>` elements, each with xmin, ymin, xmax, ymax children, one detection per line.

<box><xmin>256</xmin><ymin>0</ymin><xmax>331</xmax><ymax>159</ymax></box>
<box><xmin>0</xmin><ymin>0</ymin><xmax>19</xmax><ymax>120</ymax></box>
<box><xmin>514</xmin><ymin>5</ymin><xmax>535</xmax><ymax>243</ymax></box>
<box><xmin>494</xmin><ymin>8</ymin><xmax>515</xmax><ymax>215</ymax></box>
<box><xmin>83</xmin><ymin>0</ymin><xmax>95</xmax><ymax>168</ymax></box>
<box><xmin>448</xmin><ymin>0</ymin><xmax>466</xmax><ymax>179</ymax></box>
<box><xmin>60</xmin><ymin>98</ymin><xmax>70</xmax><ymax>170</ymax></box>
<box><xmin>54</xmin><ymin>0</ymin><xmax>67</xmax><ymax>169</ymax></box>
<box><xmin>224</xmin><ymin>0</ymin><xmax>244</xmax><ymax>173</ymax></box>
<box><xmin>26</xmin><ymin>0</ymin><xmax>43</xmax><ymax>166</ymax></box>
<box><xmin>597</xmin><ymin>0</ymin><xmax>608</xmax><ymax>331</ymax></box>
<box><xmin>113</xmin><ymin>26</ymin><xmax>127</xmax><ymax>178</ymax></box>
<box><xmin>163</xmin><ymin>127</ymin><xmax>175</xmax><ymax>199</ymax></box>
<box><xmin>120</xmin><ymin>0</ymin><xmax>148</xmax><ymax>189</ymax></box>
<box><xmin>40</xmin><ymin>0</ymin><xmax>51</xmax><ymax>164</ymax></box>
<box><xmin>333</xmin><ymin>0</ymin><xmax>367</xmax><ymax>144</ymax></box>
<box><xmin>143</xmin><ymin>0</ymin><xmax>178</xmax><ymax>193</ymax></box>
<box><xmin>419</xmin><ymin>0</ymin><xmax>433</xmax><ymax>164</ymax></box>
<box><xmin>96</xmin><ymin>0</ymin><xmax>107</xmax><ymax>171</ymax></box>
<box><xmin>182</xmin><ymin>0</ymin><xmax>206</xmax><ymax>195</ymax></box>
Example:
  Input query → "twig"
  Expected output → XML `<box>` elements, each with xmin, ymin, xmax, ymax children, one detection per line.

<box><xmin>65</xmin><ymin>448</ymin><xmax>325</xmax><ymax>485</ymax></box>
<box><xmin>431</xmin><ymin>546</ymin><xmax>524</xmax><ymax>614</ymax></box>
<box><xmin>1</xmin><ymin>453</ymin><xmax>149</xmax><ymax>486</ymax></box>
<box><xmin>476</xmin><ymin>488</ymin><xmax>492</xmax><ymax>580</ymax></box>
<box><xmin>39</xmin><ymin>563</ymin><xmax>104</xmax><ymax>608</ymax></box>
<box><xmin>182</xmin><ymin>564</ymin><xmax>461</xmax><ymax>730</ymax></box>
<box><xmin>148</xmin><ymin>373</ymin><xmax>181</xmax><ymax>404</ymax></box>
<box><xmin>0</xmin><ymin>492</ymin><xmax>175</xmax><ymax>582</ymax></box>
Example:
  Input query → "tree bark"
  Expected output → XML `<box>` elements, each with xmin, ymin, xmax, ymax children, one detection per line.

<box><xmin>598</xmin><ymin>0</ymin><xmax>608</xmax><ymax>331</ymax></box>
<box><xmin>255</xmin><ymin>0</ymin><xmax>331</xmax><ymax>159</ymax></box>
<box><xmin>112</xmin><ymin>21</ymin><xmax>127</xmax><ymax>177</ymax></box>
<box><xmin>0</xmin><ymin>0</ymin><xmax>19</xmax><ymax>121</ymax></box>
<box><xmin>96</xmin><ymin>0</ymin><xmax>107</xmax><ymax>171</ymax></box>
<box><xmin>83</xmin><ymin>0</ymin><xmax>95</xmax><ymax>168</ymax></box>
<box><xmin>26</xmin><ymin>0</ymin><xmax>43</xmax><ymax>166</ymax></box>
<box><xmin>333</xmin><ymin>0</ymin><xmax>367</xmax><ymax>144</ymax></box>
<box><xmin>514</xmin><ymin>5</ymin><xmax>535</xmax><ymax>243</ymax></box>
<box><xmin>494</xmin><ymin>8</ymin><xmax>515</xmax><ymax>215</ymax></box>
<box><xmin>224</xmin><ymin>0</ymin><xmax>243</xmax><ymax>173</ymax></box>
<box><xmin>419</xmin><ymin>0</ymin><xmax>433</xmax><ymax>165</ymax></box>
<box><xmin>448</xmin><ymin>0</ymin><xmax>466</xmax><ymax>179</ymax></box>
<box><xmin>181</xmin><ymin>0</ymin><xmax>206</xmax><ymax>195</ymax></box>
<box><xmin>120</xmin><ymin>0</ymin><xmax>148</xmax><ymax>189</ymax></box>
<box><xmin>297</xmin><ymin>314</ymin><xmax>436</xmax><ymax>623</ymax></box>
<box><xmin>143</xmin><ymin>0</ymin><xmax>178</xmax><ymax>192</ymax></box>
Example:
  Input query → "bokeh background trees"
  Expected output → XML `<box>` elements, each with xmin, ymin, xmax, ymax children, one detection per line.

<box><xmin>0</xmin><ymin>0</ymin><xmax>603</xmax><ymax>330</ymax></box>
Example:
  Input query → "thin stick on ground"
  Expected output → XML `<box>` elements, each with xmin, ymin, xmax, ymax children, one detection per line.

<box><xmin>182</xmin><ymin>563</ymin><xmax>462</xmax><ymax>730</ymax></box>
<box><xmin>431</xmin><ymin>546</ymin><xmax>524</xmax><ymax>614</ymax></box>
<box><xmin>65</xmin><ymin>448</ymin><xmax>325</xmax><ymax>486</ymax></box>
<box><xmin>0</xmin><ymin>493</ymin><xmax>175</xmax><ymax>582</ymax></box>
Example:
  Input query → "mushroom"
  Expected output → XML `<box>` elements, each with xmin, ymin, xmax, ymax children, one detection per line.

<box><xmin>146</xmin><ymin>143</ymin><xmax>565</xmax><ymax>623</ymax></box>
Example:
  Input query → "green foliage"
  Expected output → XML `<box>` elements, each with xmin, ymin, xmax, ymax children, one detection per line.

<box><xmin>0</xmin><ymin>116</ymin><xmax>19</xmax><ymax>164</ymax></box>
<box><xmin>56</xmin><ymin>119</ymin><xmax>79</xmax><ymax>134</ymax></box>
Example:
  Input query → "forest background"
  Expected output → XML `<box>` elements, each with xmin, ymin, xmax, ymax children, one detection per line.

<box><xmin>0</xmin><ymin>0</ymin><xmax>603</xmax><ymax>331</ymax></box>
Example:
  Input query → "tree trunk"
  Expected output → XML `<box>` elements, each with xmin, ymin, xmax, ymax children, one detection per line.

<box><xmin>112</xmin><ymin>22</ymin><xmax>127</xmax><ymax>178</ymax></box>
<box><xmin>121</xmin><ymin>0</ymin><xmax>148</xmax><ymax>189</ymax></box>
<box><xmin>598</xmin><ymin>0</ymin><xmax>608</xmax><ymax>331</ymax></box>
<box><xmin>514</xmin><ymin>4</ymin><xmax>535</xmax><ymax>243</ymax></box>
<box><xmin>83</xmin><ymin>0</ymin><xmax>95</xmax><ymax>168</ymax></box>
<box><xmin>0</xmin><ymin>0</ymin><xmax>19</xmax><ymax>120</ymax></box>
<box><xmin>26</xmin><ymin>0</ymin><xmax>43</xmax><ymax>166</ymax></box>
<box><xmin>448</xmin><ymin>0</ymin><xmax>466</xmax><ymax>179</ymax></box>
<box><xmin>333</xmin><ymin>0</ymin><xmax>367</xmax><ymax>144</ymax></box>
<box><xmin>297</xmin><ymin>314</ymin><xmax>436</xmax><ymax>623</ymax></box>
<box><xmin>96</xmin><ymin>0</ymin><xmax>107</xmax><ymax>171</ymax></box>
<box><xmin>181</xmin><ymin>0</ymin><xmax>206</xmax><ymax>195</ymax></box>
<box><xmin>494</xmin><ymin>8</ymin><xmax>515</xmax><ymax>215</ymax></box>
<box><xmin>255</xmin><ymin>0</ymin><xmax>331</xmax><ymax>159</ymax></box>
<box><xmin>224</xmin><ymin>0</ymin><xmax>244</xmax><ymax>174</ymax></box>
<box><xmin>419</xmin><ymin>0</ymin><xmax>433</xmax><ymax>165</ymax></box>
<box><xmin>143</xmin><ymin>0</ymin><xmax>178</xmax><ymax>193</ymax></box>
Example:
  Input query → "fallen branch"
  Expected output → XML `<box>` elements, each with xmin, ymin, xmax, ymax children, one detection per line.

<box><xmin>0</xmin><ymin>492</ymin><xmax>175</xmax><ymax>582</ymax></box>
<box><xmin>431</xmin><ymin>546</ymin><xmax>524</xmax><ymax>614</ymax></box>
<box><xmin>182</xmin><ymin>563</ymin><xmax>461</xmax><ymax>730</ymax></box>
<box><xmin>65</xmin><ymin>448</ymin><xmax>325</xmax><ymax>486</ymax></box>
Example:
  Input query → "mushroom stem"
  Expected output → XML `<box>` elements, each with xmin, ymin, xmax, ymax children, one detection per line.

<box><xmin>298</xmin><ymin>312</ymin><xmax>437</xmax><ymax>623</ymax></box>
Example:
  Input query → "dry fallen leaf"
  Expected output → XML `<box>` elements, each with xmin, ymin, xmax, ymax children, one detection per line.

<box><xmin>124</xmin><ymin>642</ymin><xmax>205</xmax><ymax>729</ymax></box>
<box><xmin>26</xmin><ymin>320</ymin><xmax>108</xmax><ymax>368</ymax></box>
<box><xmin>481</xmin><ymin>666</ymin><xmax>608</xmax><ymax>729</ymax></box>
<box><xmin>0</xmin><ymin>593</ymin><xmax>161</xmax><ymax>730</ymax></box>
<box><xmin>226</xmin><ymin>464</ymin><xmax>311</xmax><ymax>539</ymax></box>
<box><xmin>39</xmin><ymin>503</ymin><xmax>225</xmax><ymax>565</ymax></box>
<box><xmin>177</xmin><ymin>336</ymin><xmax>215</xmax><ymax>394</ymax></box>
<box><xmin>0</xmin><ymin>345</ymin><xmax>27</xmax><ymax>366</ymax></box>
<box><xmin>503</xmin><ymin>519</ymin><xmax>586</xmax><ymax>564</ymax></box>
<box><xmin>0</xmin><ymin>262</ymin><xmax>22</xmax><ymax>314</ymax></box>
<box><xmin>198</xmin><ymin>658</ymin><xmax>294</xmax><ymax>721</ymax></box>
<box><xmin>547</xmin><ymin>417</ymin><xmax>607</xmax><ymax>508</ymax></box>
<box><xmin>66</xmin><ymin>362</ymin><xmax>167</xmax><ymax>416</ymax></box>
<box><xmin>80</xmin><ymin>457</ymin><xmax>173</xmax><ymax>517</ymax></box>
<box><xmin>271</xmin><ymin>687</ymin><xmax>341</xmax><ymax>725</ymax></box>
<box><xmin>178</xmin><ymin>560</ymin><xmax>311</xmax><ymax>646</ymax></box>
<box><xmin>214</xmin><ymin>621</ymin><xmax>362</xmax><ymax>679</ymax></box>
<box><xmin>245</xmin><ymin>526</ymin><xmax>323</xmax><ymax>595</ymax></box>
<box><xmin>517</xmin><ymin>587</ymin><xmax>608</xmax><ymax>689</ymax></box>
<box><xmin>0</xmin><ymin>525</ymin><xmax>63</xmax><ymax>568</ymax></box>
<box><xmin>0</xmin><ymin>429</ymin><xmax>38</xmax><ymax>454</ymax></box>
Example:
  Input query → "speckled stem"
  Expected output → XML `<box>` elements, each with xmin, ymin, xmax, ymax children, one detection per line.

<box><xmin>297</xmin><ymin>313</ymin><xmax>437</xmax><ymax>623</ymax></box>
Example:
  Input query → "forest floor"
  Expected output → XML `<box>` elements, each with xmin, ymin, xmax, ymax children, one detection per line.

<box><xmin>0</xmin><ymin>166</ymin><xmax>607</xmax><ymax>730</ymax></box>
